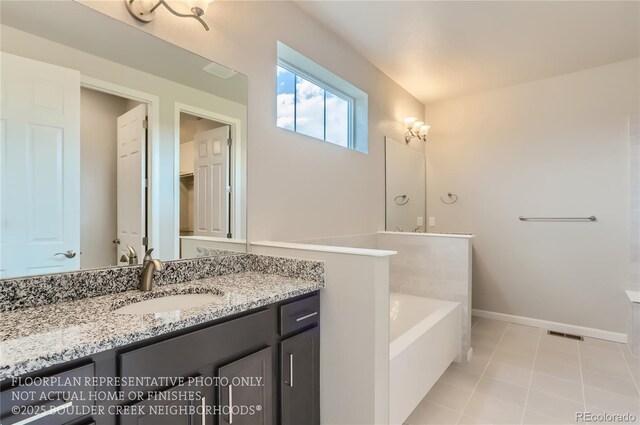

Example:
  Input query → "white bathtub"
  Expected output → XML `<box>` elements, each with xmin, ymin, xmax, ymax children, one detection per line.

<box><xmin>389</xmin><ymin>292</ymin><xmax>461</xmax><ymax>425</ymax></box>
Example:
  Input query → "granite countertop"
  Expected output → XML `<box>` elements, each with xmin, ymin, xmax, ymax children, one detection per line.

<box><xmin>0</xmin><ymin>271</ymin><xmax>323</xmax><ymax>381</ymax></box>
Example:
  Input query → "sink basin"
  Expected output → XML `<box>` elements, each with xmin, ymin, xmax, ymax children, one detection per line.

<box><xmin>113</xmin><ymin>293</ymin><xmax>222</xmax><ymax>315</ymax></box>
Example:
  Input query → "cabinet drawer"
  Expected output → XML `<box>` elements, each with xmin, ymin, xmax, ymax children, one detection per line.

<box><xmin>119</xmin><ymin>309</ymin><xmax>276</xmax><ymax>394</ymax></box>
<box><xmin>0</xmin><ymin>362</ymin><xmax>95</xmax><ymax>425</ymax></box>
<box><xmin>280</xmin><ymin>295</ymin><xmax>319</xmax><ymax>336</ymax></box>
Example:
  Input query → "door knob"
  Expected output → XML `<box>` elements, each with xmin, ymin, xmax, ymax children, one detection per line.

<box><xmin>54</xmin><ymin>250</ymin><xmax>76</xmax><ymax>259</ymax></box>
<box><xmin>113</xmin><ymin>238</ymin><xmax>120</xmax><ymax>244</ymax></box>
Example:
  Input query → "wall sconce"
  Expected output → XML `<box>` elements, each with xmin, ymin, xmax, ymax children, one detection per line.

<box><xmin>404</xmin><ymin>117</ymin><xmax>430</xmax><ymax>143</ymax></box>
<box><xmin>125</xmin><ymin>0</ymin><xmax>214</xmax><ymax>31</ymax></box>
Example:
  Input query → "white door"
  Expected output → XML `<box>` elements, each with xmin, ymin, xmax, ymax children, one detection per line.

<box><xmin>0</xmin><ymin>52</ymin><xmax>81</xmax><ymax>278</ymax></box>
<box><xmin>116</xmin><ymin>104</ymin><xmax>147</xmax><ymax>264</ymax></box>
<box><xmin>194</xmin><ymin>126</ymin><xmax>230</xmax><ymax>238</ymax></box>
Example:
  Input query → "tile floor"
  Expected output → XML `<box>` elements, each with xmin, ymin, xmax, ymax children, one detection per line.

<box><xmin>405</xmin><ymin>317</ymin><xmax>640</xmax><ymax>425</ymax></box>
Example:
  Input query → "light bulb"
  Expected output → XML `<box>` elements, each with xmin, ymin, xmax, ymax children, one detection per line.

<box><xmin>413</xmin><ymin>121</ymin><xmax>424</xmax><ymax>130</ymax></box>
<box><xmin>404</xmin><ymin>117</ymin><xmax>417</xmax><ymax>130</ymax></box>
<box><xmin>419</xmin><ymin>125</ymin><xmax>430</xmax><ymax>136</ymax></box>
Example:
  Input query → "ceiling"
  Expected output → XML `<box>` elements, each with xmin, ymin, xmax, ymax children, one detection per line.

<box><xmin>296</xmin><ymin>1</ymin><xmax>640</xmax><ymax>105</ymax></box>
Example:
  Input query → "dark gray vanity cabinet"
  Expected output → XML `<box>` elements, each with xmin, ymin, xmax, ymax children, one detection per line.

<box><xmin>0</xmin><ymin>292</ymin><xmax>320</xmax><ymax>425</ymax></box>
<box><xmin>119</xmin><ymin>380</ymin><xmax>210</xmax><ymax>425</ymax></box>
<box><xmin>280</xmin><ymin>327</ymin><xmax>320</xmax><ymax>425</ymax></box>
<box><xmin>218</xmin><ymin>347</ymin><xmax>273</xmax><ymax>425</ymax></box>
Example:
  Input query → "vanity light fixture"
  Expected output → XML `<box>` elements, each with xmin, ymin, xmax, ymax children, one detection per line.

<box><xmin>125</xmin><ymin>0</ymin><xmax>214</xmax><ymax>31</ymax></box>
<box><xmin>404</xmin><ymin>117</ymin><xmax>430</xmax><ymax>143</ymax></box>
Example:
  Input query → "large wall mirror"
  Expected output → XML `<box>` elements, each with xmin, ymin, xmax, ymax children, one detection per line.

<box><xmin>0</xmin><ymin>1</ymin><xmax>248</xmax><ymax>279</ymax></box>
<box><xmin>385</xmin><ymin>137</ymin><xmax>426</xmax><ymax>232</ymax></box>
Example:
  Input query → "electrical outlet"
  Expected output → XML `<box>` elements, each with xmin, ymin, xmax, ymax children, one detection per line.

<box><xmin>428</xmin><ymin>217</ymin><xmax>436</xmax><ymax>227</ymax></box>
<box><xmin>417</xmin><ymin>217</ymin><xmax>424</xmax><ymax>226</ymax></box>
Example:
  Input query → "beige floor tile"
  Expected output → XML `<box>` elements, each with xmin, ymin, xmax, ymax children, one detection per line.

<box><xmin>484</xmin><ymin>360</ymin><xmax>533</xmax><ymax>387</ymax></box>
<box><xmin>623</xmin><ymin>350</ymin><xmax>640</xmax><ymax>366</ymax></box>
<box><xmin>620</xmin><ymin>343</ymin><xmax>640</xmax><ymax>357</ymax></box>
<box><xmin>474</xmin><ymin>376</ymin><xmax>528</xmax><ymax>406</ymax></box>
<box><xmin>525</xmin><ymin>389</ymin><xmax>584</xmax><ymax>423</ymax></box>
<box><xmin>536</xmin><ymin>347</ymin><xmax>579</xmax><ymax>368</ymax></box>
<box><xmin>492</xmin><ymin>348</ymin><xmax>536</xmax><ymax>369</ymax></box>
<box><xmin>582</xmin><ymin>369</ymin><xmax>639</xmax><ymax>399</ymax></box>
<box><xmin>463</xmin><ymin>392</ymin><xmax>524</xmax><ymax>424</ymax></box>
<box><xmin>522</xmin><ymin>409</ymin><xmax>564</xmax><ymax>424</ymax></box>
<box><xmin>506</xmin><ymin>323</ymin><xmax>542</xmax><ymax>336</ymax></box>
<box><xmin>472</xmin><ymin>332</ymin><xmax>503</xmax><ymax>348</ymax></box>
<box><xmin>426</xmin><ymin>381</ymin><xmax>474</xmax><ymax>411</ymax></box>
<box><xmin>496</xmin><ymin>339</ymin><xmax>540</xmax><ymax>357</ymax></box>
<box><xmin>581</xmin><ymin>355</ymin><xmax>634</xmax><ymax>380</ymax></box>
<box><xmin>406</xmin><ymin>400</ymin><xmax>461</xmax><ymax>425</ymax></box>
<box><xmin>457</xmin><ymin>415</ymin><xmax>489</xmax><ymax>425</ymax></box>
<box><xmin>500</xmin><ymin>332</ymin><xmax>540</xmax><ymax>348</ymax></box>
<box><xmin>580</xmin><ymin>345</ymin><xmax>626</xmax><ymax>363</ymax></box>
<box><xmin>583</xmin><ymin>386</ymin><xmax>640</xmax><ymax>416</ymax></box>
<box><xmin>454</xmin><ymin>351</ymin><xmax>492</xmax><ymax>375</ymax></box>
<box><xmin>538</xmin><ymin>334</ymin><xmax>579</xmax><ymax>355</ymax></box>
<box><xmin>440</xmin><ymin>367</ymin><xmax>483</xmax><ymax>391</ymax></box>
<box><xmin>530</xmin><ymin>372</ymin><xmax>584</xmax><ymax>404</ymax></box>
<box><xmin>534</xmin><ymin>357</ymin><xmax>582</xmax><ymax>383</ymax></box>
<box><xmin>582</xmin><ymin>337</ymin><xmax>622</xmax><ymax>352</ymax></box>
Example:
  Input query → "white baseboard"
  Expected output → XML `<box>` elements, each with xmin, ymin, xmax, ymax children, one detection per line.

<box><xmin>472</xmin><ymin>309</ymin><xmax>627</xmax><ymax>344</ymax></box>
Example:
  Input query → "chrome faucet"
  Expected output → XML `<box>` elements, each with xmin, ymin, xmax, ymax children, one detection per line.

<box><xmin>120</xmin><ymin>245</ymin><xmax>138</xmax><ymax>265</ymax></box>
<box><xmin>139</xmin><ymin>248</ymin><xmax>164</xmax><ymax>292</ymax></box>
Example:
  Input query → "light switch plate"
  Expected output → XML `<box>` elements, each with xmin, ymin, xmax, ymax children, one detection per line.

<box><xmin>417</xmin><ymin>217</ymin><xmax>424</xmax><ymax>226</ymax></box>
<box><xmin>428</xmin><ymin>217</ymin><xmax>436</xmax><ymax>227</ymax></box>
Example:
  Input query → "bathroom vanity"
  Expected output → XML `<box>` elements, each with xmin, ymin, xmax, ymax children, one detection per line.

<box><xmin>0</xmin><ymin>254</ymin><xmax>323</xmax><ymax>425</ymax></box>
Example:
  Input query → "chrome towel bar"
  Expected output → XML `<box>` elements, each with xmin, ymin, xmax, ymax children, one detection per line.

<box><xmin>519</xmin><ymin>216</ymin><xmax>597</xmax><ymax>222</ymax></box>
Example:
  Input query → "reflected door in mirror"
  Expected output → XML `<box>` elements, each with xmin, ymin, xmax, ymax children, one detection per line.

<box><xmin>1</xmin><ymin>53</ymin><xmax>81</xmax><ymax>278</ymax></box>
<box><xmin>117</xmin><ymin>104</ymin><xmax>148</xmax><ymax>264</ymax></box>
<box><xmin>195</xmin><ymin>125</ymin><xmax>230</xmax><ymax>238</ymax></box>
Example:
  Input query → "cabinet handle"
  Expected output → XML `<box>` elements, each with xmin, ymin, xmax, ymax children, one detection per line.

<box><xmin>13</xmin><ymin>401</ymin><xmax>73</xmax><ymax>425</ymax></box>
<box><xmin>228</xmin><ymin>385</ymin><xmax>233</xmax><ymax>424</ymax></box>
<box><xmin>289</xmin><ymin>353</ymin><xmax>294</xmax><ymax>387</ymax></box>
<box><xmin>295</xmin><ymin>311</ymin><xmax>318</xmax><ymax>322</ymax></box>
<box><xmin>201</xmin><ymin>396</ymin><xmax>206</xmax><ymax>425</ymax></box>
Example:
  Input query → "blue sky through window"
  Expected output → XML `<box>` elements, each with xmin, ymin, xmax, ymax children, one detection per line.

<box><xmin>277</xmin><ymin>64</ymin><xmax>350</xmax><ymax>148</ymax></box>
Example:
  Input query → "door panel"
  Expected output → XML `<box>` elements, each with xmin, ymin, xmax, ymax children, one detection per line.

<box><xmin>281</xmin><ymin>327</ymin><xmax>320</xmax><ymax>425</ymax></box>
<box><xmin>116</xmin><ymin>104</ymin><xmax>147</xmax><ymax>264</ymax></box>
<box><xmin>0</xmin><ymin>52</ymin><xmax>80</xmax><ymax>278</ymax></box>
<box><xmin>218</xmin><ymin>347</ymin><xmax>273</xmax><ymax>425</ymax></box>
<box><xmin>194</xmin><ymin>126</ymin><xmax>229</xmax><ymax>238</ymax></box>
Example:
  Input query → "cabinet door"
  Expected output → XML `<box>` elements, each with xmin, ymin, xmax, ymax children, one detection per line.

<box><xmin>281</xmin><ymin>327</ymin><xmax>320</xmax><ymax>425</ymax></box>
<box><xmin>218</xmin><ymin>347</ymin><xmax>273</xmax><ymax>425</ymax></box>
<box><xmin>119</xmin><ymin>379</ymin><xmax>211</xmax><ymax>425</ymax></box>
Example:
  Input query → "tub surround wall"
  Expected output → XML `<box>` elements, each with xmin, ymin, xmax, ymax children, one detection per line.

<box><xmin>0</xmin><ymin>254</ymin><xmax>324</xmax><ymax>312</ymax></box>
<box><xmin>379</xmin><ymin>232</ymin><xmax>473</xmax><ymax>363</ymax></box>
<box><xmin>298</xmin><ymin>232</ymin><xmax>474</xmax><ymax>362</ymax></box>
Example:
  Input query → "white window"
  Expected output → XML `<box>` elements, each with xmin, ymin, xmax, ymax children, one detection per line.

<box><xmin>276</xmin><ymin>42</ymin><xmax>368</xmax><ymax>153</ymax></box>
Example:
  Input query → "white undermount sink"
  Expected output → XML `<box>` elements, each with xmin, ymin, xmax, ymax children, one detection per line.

<box><xmin>113</xmin><ymin>293</ymin><xmax>222</xmax><ymax>315</ymax></box>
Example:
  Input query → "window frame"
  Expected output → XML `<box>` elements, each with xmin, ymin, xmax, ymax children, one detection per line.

<box><xmin>277</xmin><ymin>58</ymin><xmax>355</xmax><ymax>150</ymax></box>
